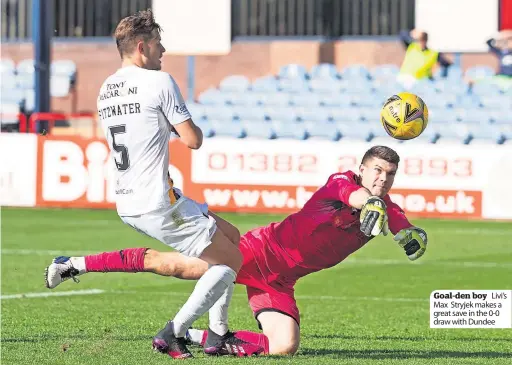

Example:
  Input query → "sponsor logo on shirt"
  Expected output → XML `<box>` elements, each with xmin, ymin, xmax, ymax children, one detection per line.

<box><xmin>175</xmin><ymin>104</ymin><xmax>189</xmax><ymax>115</ymax></box>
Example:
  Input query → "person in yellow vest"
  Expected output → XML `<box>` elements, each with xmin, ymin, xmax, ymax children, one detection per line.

<box><xmin>398</xmin><ymin>29</ymin><xmax>452</xmax><ymax>87</ymax></box>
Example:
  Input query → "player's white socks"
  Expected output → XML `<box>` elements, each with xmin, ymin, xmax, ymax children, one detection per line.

<box><xmin>69</xmin><ymin>257</ymin><xmax>86</xmax><ymax>274</ymax></box>
<box><xmin>186</xmin><ymin>328</ymin><xmax>205</xmax><ymax>346</ymax></box>
<box><xmin>209</xmin><ymin>281</ymin><xmax>234</xmax><ymax>336</ymax></box>
<box><xmin>172</xmin><ymin>265</ymin><xmax>236</xmax><ymax>338</ymax></box>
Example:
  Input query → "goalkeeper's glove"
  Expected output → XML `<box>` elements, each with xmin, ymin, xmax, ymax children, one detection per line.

<box><xmin>360</xmin><ymin>196</ymin><xmax>388</xmax><ymax>237</ymax></box>
<box><xmin>394</xmin><ymin>227</ymin><xmax>428</xmax><ymax>261</ymax></box>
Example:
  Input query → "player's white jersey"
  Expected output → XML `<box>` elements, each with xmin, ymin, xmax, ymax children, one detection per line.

<box><xmin>97</xmin><ymin>65</ymin><xmax>191</xmax><ymax>216</ymax></box>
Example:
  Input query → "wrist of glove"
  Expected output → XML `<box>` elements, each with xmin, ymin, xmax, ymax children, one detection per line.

<box><xmin>394</xmin><ymin>227</ymin><xmax>428</xmax><ymax>261</ymax></box>
<box><xmin>360</xmin><ymin>196</ymin><xmax>388</xmax><ymax>237</ymax></box>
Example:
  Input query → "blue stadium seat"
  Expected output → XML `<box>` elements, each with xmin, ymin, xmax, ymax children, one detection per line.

<box><xmin>479</xmin><ymin>95</ymin><xmax>512</xmax><ymax>110</ymax></box>
<box><xmin>305</xmin><ymin>121</ymin><xmax>340</xmax><ymax>141</ymax></box>
<box><xmin>320</xmin><ymin>94</ymin><xmax>352</xmax><ymax>108</ymax></box>
<box><xmin>198</xmin><ymin>89</ymin><xmax>226</xmax><ymax>105</ymax></box>
<box><xmin>1</xmin><ymin>88</ymin><xmax>25</xmax><ymax>107</ymax></box>
<box><xmin>471</xmin><ymin>82</ymin><xmax>502</xmax><ymax>96</ymax></box>
<box><xmin>454</xmin><ymin>108</ymin><xmax>491</xmax><ymax>124</ymax></box>
<box><xmin>242</xmin><ymin>121</ymin><xmax>275</xmax><ymax>139</ymax></box>
<box><xmin>428</xmin><ymin>108</ymin><xmax>458</xmax><ymax>125</ymax></box>
<box><xmin>341</xmin><ymin>64</ymin><xmax>370</xmax><ymax>80</ymax></box>
<box><xmin>278</xmin><ymin>78</ymin><xmax>309</xmax><ymax>93</ymax></box>
<box><xmin>456</xmin><ymin>94</ymin><xmax>481</xmax><ymax>109</ymax></box>
<box><xmin>341</xmin><ymin>80</ymin><xmax>373</xmax><ymax>95</ymax></box>
<box><xmin>16</xmin><ymin>59</ymin><xmax>35</xmax><ymax>74</ymax></box>
<box><xmin>491</xmin><ymin>110</ymin><xmax>512</xmax><ymax>124</ymax></box>
<box><xmin>290</xmin><ymin>93</ymin><xmax>322</xmax><ymax>107</ymax></box>
<box><xmin>330</xmin><ymin>107</ymin><xmax>362</xmax><ymax>123</ymax></box>
<box><xmin>251</xmin><ymin>76</ymin><xmax>279</xmax><ymax>92</ymax></box>
<box><xmin>195</xmin><ymin>119</ymin><xmax>215</xmax><ymax>138</ymax></box>
<box><xmin>260</xmin><ymin>92</ymin><xmax>290</xmax><ymax>107</ymax></box>
<box><xmin>0</xmin><ymin>59</ymin><xmax>16</xmax><ymax>76</ymax></box>
<box><xmin>264</xmin><ymin>107</ymin><xmax>298</xmax><ymax>122</ymax></box>
<box><xmin>0</xmin><ymin>103</ymin><xmax>21</xmax><ymax>126</ymax></box>
<box><xmin>371</xmin><ymin>64</ymin><xmax>400</xmax><ymax>81</ymax></box>
<box><xmin>272</xmin><ymin>121</ymin><xmax>307</xmax><ymax>140</ymax></box>
<box><xmin>309</xmin><ymin>79</ymin><xmax>343</xmax><ymax>94</ymax></box>
<box><xmin>309</xmin><ymin>63</ymin><xmax>339</xmax><ymax>80</ymax></box>
<box><xmin>296</xmin><ymin>107</ymin><xmax>330</xmax><ymax>122</ymax></box>
<box><xmin>187</xmin><ymin>103</ymin><xmax>206</xmax><ymax>120</ymax></box>
<box><xmin>1</xmin><ymin>74</ymin><xmax>18</xmax><ymax>89</ymax></box>
<box><xmin>465</xmin><ymin>66</ymin><xmax>495</xmax><ymax>81</ymax></box>
<box><xmin>434</xmin><ymin>79</ymin><xmax>468</xmax><ymax>95</ymax></box>
<box><xmin>210</xmin><ymin>120</ymin><xmax>245</xmax><ymax>138</ymax></box>
<box><xmin>223</xmin><ymin>92</ymin><xmax>260</xmax><ymax>106</ymax></box>
<box><xmin>234</xmin><ymin>107</ymin><xmax>266</xmax><ymax>121</ymax></box>
<box><xmin>16</xmin><ymin>73</ymin><xmax>34</xmax><ymax>89</ymax></box>
<box><xmin>278</xmin><ymin>64</ymin><xmax>308</xmax><ymax>80</ymax></box>
<box><xmin>337</xmin><ymin>122</ymin><xmax>371</xmax><ymax>141</ymax></box>
<box><xmin>436</xmin><ymin>124</ymin><xmax>472</xmax><ymax>144</ymax></box>
<box><xmin>467</xmin><ymin>124</ymin><xmax>505</xmax><ymax>145</ymax></box>
<box><xmin>358</xmin><ymin>108</ymin><xmax>381</xmax><ymax>123</ymax></box>
<box><xmin>24</xmin><ymin>89</ymin><xmax>35</xmax><ymax>112</ymax></box>
<box><xmin>351</xmin><ymin>94</ymin><xmax>382</xmax><ymax>108</ymax></box>
<box><xmin>203</xmin><ymin>106</ymin><xmax>236</xmax><ymax>121</ymax></box>
<box><xmin>50</xmin><ymin>76</ymin><xmax>71</xmax><ymax>97</ymax></box>
<box><xmin>219</xmin><ymin>75</ymin><xmax>250</xmax><ymax>92</ymax></box>
<box><xmin>51</xmin><ymin>60</ymin><xmax>77</xmax><ymax>85</ymax></box>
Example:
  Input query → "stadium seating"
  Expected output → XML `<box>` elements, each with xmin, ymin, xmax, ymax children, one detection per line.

<box><xmin>190</xmin><ymin>62</ymin><xmax>511</xmax><ymax>145</ymax></box>
<box><xmin>0</xmin><ymin>58</ymin><xmax>77</xmax><ymax>129</ymax></box>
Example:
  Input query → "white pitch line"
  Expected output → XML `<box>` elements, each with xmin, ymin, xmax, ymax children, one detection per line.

<box><xmin>1</xmin><ymin>249</ymin><xmax>100</xmax><ymax>256</ymax></box>
<box><xmin>1</xmin><ymin>289</ymin><xmax>105</xmax><ymax>300</ymax></box>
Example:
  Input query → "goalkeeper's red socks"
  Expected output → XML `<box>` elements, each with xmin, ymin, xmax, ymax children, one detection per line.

<box><xmin>187</xmin><ymin>328</ymin><xmax>269</xmax><ymax>355</ymax></box>
<box><xmin>76</xmin><ymin>248</ymin><xmax>147</xmax><ymax>273</ymax></box>
<box><xmin>233</xmin><ymin>330</ymin><xmax>270</xmax><ymax>354</ymax></box>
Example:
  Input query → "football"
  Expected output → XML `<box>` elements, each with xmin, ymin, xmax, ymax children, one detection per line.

<box><xmin>380</xmin><ymin>92</ymin><xmax>429</xmax><ymax>140</ymax></box>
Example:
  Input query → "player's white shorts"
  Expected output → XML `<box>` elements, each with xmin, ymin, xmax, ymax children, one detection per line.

<box><xmin>120</xmin><ymin>193</ymin><xmax>217</xmax><ymax>258</ymax></box>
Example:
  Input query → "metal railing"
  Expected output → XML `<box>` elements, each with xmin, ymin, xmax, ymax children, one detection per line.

<box><xmin>1</xmin><ymin>0</ymin><xmax>152</xmax><ymax>40</ymax></box>
<box><xmin>1</xmin><ymin>0</ymin><xmax>415</xmax><ymax>40</ymax></box>
<box><xmin>232</xmin><ymin>0</ymin><xmax>415</xmax><ymax>37</ymax></box>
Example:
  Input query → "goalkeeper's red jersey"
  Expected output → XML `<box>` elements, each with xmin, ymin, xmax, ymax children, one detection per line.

<box><xmin>239</xmin><ymin>170</ymin><xmax>413</xmax><ymax>285</ymax></box>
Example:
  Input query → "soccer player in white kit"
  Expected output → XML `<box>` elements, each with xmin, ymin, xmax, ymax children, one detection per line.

<box><xmin>45</xmin><ymin>9</ymin><xmax>242</xmax><ymax>359</ymax></box>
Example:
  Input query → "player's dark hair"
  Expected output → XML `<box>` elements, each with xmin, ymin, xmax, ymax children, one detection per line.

<box><xmin>361</xmin><ymin>146</ymin><xmax>400</xmax><ymax>166</ymax></box>
<box><xmin>114</xmin><ymin>9</ymin><xmax>161</xmax><ymax>58</ymax></box>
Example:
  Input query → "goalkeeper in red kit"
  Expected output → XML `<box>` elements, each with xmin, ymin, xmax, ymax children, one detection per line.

<box><xmin>45</xmin><ymin>145</ymin><xmax>428</xmax><ymax>357</ymax></box>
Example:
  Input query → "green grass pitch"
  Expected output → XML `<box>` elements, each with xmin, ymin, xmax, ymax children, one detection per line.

<box><xmin>1</xmin><ymin>207</ymin><xmax>511</xmax><ymax>364</ymax></box>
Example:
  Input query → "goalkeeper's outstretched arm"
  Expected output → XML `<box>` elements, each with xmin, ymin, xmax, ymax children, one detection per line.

<box><xmin>385</xmin><ymin>198</ymin><xmax>428</xmax><ymax>261</ymax></box>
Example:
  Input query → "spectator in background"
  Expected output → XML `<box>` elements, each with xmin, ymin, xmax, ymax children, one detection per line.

<box><xmin>397</xmin><ymin>29</ymin><xmax>452</xmax><ymax>88</ymax></box>
<box><xmin>483</xmin><ymin>30</ymin><xmax>512</xmax><ymax>90</ymax></box>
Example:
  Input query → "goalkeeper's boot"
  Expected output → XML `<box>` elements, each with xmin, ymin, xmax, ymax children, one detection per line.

<box><xmin>203</xmin><ymin>328</ymin><xmax>265</xmax><ymax>357</ymax></box>
<box><xmin>44</xmin><ymin>256</ymin><xmax>81</xmax><ymax>289</ymax></box>
<box><xmin>152</xmin><ymin>321</ymin><xmax>193</xmax><ymax>359</ymax></box>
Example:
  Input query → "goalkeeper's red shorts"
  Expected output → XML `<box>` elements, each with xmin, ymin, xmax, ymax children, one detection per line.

<box><xmin>235</xmin><ymin>235</ymin><xmax>300</xmax><ymax>327</ymax></box>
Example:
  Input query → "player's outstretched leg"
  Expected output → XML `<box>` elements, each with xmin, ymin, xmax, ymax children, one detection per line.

<box><xmin>44</xmin><ymin>248</ymin><xmax>149</xmax><ymax>289</ymax></box>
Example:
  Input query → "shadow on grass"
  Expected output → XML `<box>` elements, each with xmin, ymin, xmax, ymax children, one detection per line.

<box><xmin>299</xmin><ymin>348</ymin><xmax>512</xmax><ymax>359</ymax></box>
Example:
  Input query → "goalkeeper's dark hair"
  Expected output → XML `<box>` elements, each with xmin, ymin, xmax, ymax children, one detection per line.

<box><xmin>361</xmin><ymin>146</ymin><xmax>400</xmax><ymax>166</ymax></box>
<box><xmin>114</xmin><ymin>9</ymin><xmax>161</xmax><ymax>58</ymax></box>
